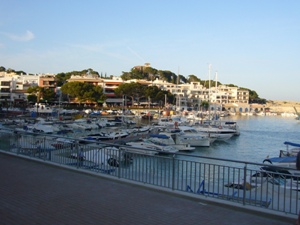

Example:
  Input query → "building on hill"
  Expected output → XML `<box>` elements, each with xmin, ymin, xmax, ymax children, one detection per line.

<box><xmin>0</xmin><ymin>68</ymin><xmax>250</xmax><ymax>111</ymax></box>
<box><xmin>67</xmin><ymin>75</ymin><xmax>125</xmax><ymax>106</ymax></box>
<box><xmin>133</xmin><ymin>63</ymin><xmax>151</xmax><ymax>71</ymax></box>
<box><xmin>149</xmin><ymin>78</ymin><xmax>249</xmax><ymax>110</ymax></box>
<box><xmin>0</xmin><ymin>72</ymin><xmax>39</xmax><ymax>105</ymax></box>
<box><xmin>38</xmin><ymin>74</ymin><xmax>56</xmax><ymax>91</ymax></box>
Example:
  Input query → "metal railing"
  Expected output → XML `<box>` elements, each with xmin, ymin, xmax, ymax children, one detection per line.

<box><xmin>0</xmin><ymin>128</ymin><xmax>299</xmax><ymax>215</ymax></box>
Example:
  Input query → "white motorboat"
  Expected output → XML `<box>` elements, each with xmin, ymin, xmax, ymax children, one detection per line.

<box><xmin>15</xmin><ymin>122</ymin><xmax>57</xmax><ymax>134</ymax></box>
<box><xmin>193</xmin><ymin>125</ymin><xmax>234</xmax><ymax>141</ymax></box>
<box><xmin>126</xmin><ymin>125</ymin><xmax>152</xmax><ymax>135</ymax></box>
<box><xmin>156</xmin><ymin>117</ymin><xmax>178</xmax><ymax>127</ymax></box>
<box><xmin>28</xmin><ymin>103</ymin><xmax>56</xmax><ymax>114</ymax></box>
<box><xmin>50</xmin><ymin>137</ymin><xmax>76</xmax><ymax>149</ymax></box>
<box><xmin>67</xmin><ymin>120</ymin><xmax>93</xmax><ymax>131</ymax></box>
<box><xmin>96</xmin><ymin>118</ymin><xmax>118</xmax><ymax>127</ymax></box>
<box><xmin>193</xmin><ymin>120</ymin><xmax>240</xmax><ymax>137</ymax></box>
<box><xmin>79</xmin><ymin>131</ymin><xmax>130</xmax><ymax>143</ymax></box>
<box><xmin>26</xmin><ymin>123</ymin><xmax>58</xmax><ymax>134</ymax></box>
<box><xmin>122</xmin><ymin>138</ymin><xmax>179</xmax><ymax>155</ymax></box>
<box><xmin>176</xmin><ymin>126</ymin><xmax>214</xmax><ymax>147</ymax></box>
<box><xmin>260</xmin><ymin>141</ymin><xmax>300</xmax><ymax>177</ymax></box>
<box><xmin>148</xmin><ymin>133</ymin><xmax>195</xmax><ymax>151</ymax></box>
<box><xmin>72</xmin><ymin>118</ymin><xmax>100</xmax><ymax>130</ymax></box>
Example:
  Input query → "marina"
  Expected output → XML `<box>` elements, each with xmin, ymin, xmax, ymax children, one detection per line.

<box><xmin>0</xmin><ymin>113</ymin><xmax>300</xmax><ymax>217</ymax></box>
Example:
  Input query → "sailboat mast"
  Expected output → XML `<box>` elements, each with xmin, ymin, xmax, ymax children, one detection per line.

<box><xmin>177</xmin><ymin>67</ymin><xmax>180</xmax><ymax>111</ymax></box>
<box><xmin>208</xmin><ymin>64</ymin><xmax>211</xmax><ymax>121</ymax></box>
<box><xmin>215</xmin><ymin>71</ymin><xmax>218</xmax><ymax>89</ymax></box>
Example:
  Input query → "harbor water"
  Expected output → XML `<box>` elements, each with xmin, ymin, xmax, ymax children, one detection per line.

<box><xmin>188</xmin><ymin>115</ymin><xmax>300</xmax><ymax>164</ymax></box>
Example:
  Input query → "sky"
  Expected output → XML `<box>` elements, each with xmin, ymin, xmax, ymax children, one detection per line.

<box><xmin>0</xmin><ymin>0</ymin><xmax>299</xmax><ymax>101</ymax></box>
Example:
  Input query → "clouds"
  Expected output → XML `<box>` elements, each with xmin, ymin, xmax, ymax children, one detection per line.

<box><xmin>1</xmin><ymin>30</ymin><xmax>35</xmax><ymax>42</ymax></box>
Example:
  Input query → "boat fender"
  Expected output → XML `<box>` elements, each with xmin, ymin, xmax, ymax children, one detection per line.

<box><xmin>218</xmin><ymin>125</ymin><xmax>222</xmax><ymax>129</ymax></box>
<box><xmin>263</xmin><ymin>159</ymin><xmax>272</xmax><ymax>164</ymax></box>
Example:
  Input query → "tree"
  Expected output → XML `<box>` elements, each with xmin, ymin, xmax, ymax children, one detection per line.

<box><xmin>27</xmin><ymin>86</ymin><xmax>56</xmax><ymax>102</ymax></box>
<box><xmin>187</xmin><ymin>75</ymin><xmax>201</xmax><ymax>83</ymax></box>
<box><xmin>179</xmin><ymin>74</ymin><xmax>187</xmax><ymax>84</ymax></box>
<box><xmin>157</xmin><ymin>70</ymin><xmax>176</xmax><ymax>83</ymax></box>
<box><xmin>144</xmin><ymin>67</ymin><xmax>158</xmax><ymax>81</ymax></box>
<box><xmin>27</xmin><ymin>95</ymin><xmax>37</xmax><ymax>103</ymax></box>
<box><xmin>43</xmin><ymin>89</ymin><xmax>56</xmax><ymax>102</ymax></box>
<box><xmin>56</xmin><ymin>69</ymin><xmax>100</xmax><ymax>86</ymax></box>
<box><xmin>151</xmin><ymin>89</ymin><xmax>174</xmax><ymax>106</ymax></box>
<box><xmin>114</xmin><ymin>83</ymin><xmax>146</xmax><ymax>105</ymax></box>
<box><xmin>144</xmin><ymin>86</ymin><xmax>159</xmax><ymax>97</ymax></box>
<box><xmin>120</xmin><ymin>71</ymin><xmax>133</xmax><ymax>80</ymax></box>
<box><xmin>15</xmin><ymin>70</ymin><xmax>27</xmax><ymax>75</ymax></box>
<box><xmin>120</xmin><ymin>68</ymin><xmax>144</xmax><ymax>80</ymax></box>
<box><xmin>55</xmin><ymin>73</ymin><xmax>71</xmax><ymax>86</ymax></box>
<box><xmin>27</xmin><ymin>86</ymin><xmax>42</xmax><ymax>103</ymax></box>
<box><xmin>6</xmin><ymin>68</ymin><xmax>15</xmax><ymax>73</ymax></box>
<box><xmin>246</xmin><ymin>89</ymin><xmax>266</xmax><ymax>104</ymax></box>
<box><xmin>60</xmin><ymin>82</ymin><xmax>106</xmax><ymax>103</ymax></box>
<box><xmin>144</xmin><ymin>86</ymin><xmax>160</xmax><ymax>102</ymax></box>
<box><xmin>201</xmin><ymin>100</ymin><xmax>209</xmax><ymax>110</ymax></box>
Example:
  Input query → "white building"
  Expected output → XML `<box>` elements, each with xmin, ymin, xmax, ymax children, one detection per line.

<box><xmin>0</xmin><ymin>72</ymin><xmax>39</xmax><ymax>104</ymax></box>
<box><xmin>150</xmin><ymin>78</ymin><xmax>249</xmax><ymax>110</ymax></box>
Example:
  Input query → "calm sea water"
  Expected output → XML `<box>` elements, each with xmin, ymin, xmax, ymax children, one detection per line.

<box><xmin>189</xmin><ymin>115</ymin><xmax>300</xmax><ymax>164</ymax></box>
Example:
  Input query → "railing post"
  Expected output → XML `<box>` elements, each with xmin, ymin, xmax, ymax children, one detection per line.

<box><xmin>75</xmin><ymin>142</ymin><xmax>79</xmax><ymax>168</ymax></box>
<box><xmin>16</xmin><ymin>133</ymin><xmax>20</xmax><ymax>155</ymax></box>
<box><xmin>242</xmin><ymin>163</ymin><xmax>247</xmax><ymax>205</ymax></box>
<box><xmin>172</xmin><ymin>154</ymin><xmax>175</xmax><ymax>191</ymax></box>
<box><xmin>44</xmin><ymin>137</ymin><xmax>50</xmax><ymax>161</ymax></box>
<box><xmin>118</xmin><ymin>148</ymin><xmax>121</xmax><ymax>179</ymax></box>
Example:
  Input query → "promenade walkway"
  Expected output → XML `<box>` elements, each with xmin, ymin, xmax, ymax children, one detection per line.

<box><xmin>0</xmin><ymin>152</ymin><xmax>296</xmax><ymax>225</ymax></box>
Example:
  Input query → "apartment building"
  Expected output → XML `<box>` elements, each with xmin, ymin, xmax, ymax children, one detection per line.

<box><xmin>67</xmin><ymin>75</ymin><xmax>125</xmax><ymax>105</ymax></box>
<box><xmin>0</xmin><ymin>72</ymin><xmax>38</xmax><ymax>104</ymax></box>
<box><xmin>151</xmin><ymin>78</ymin><xmax>249</xmax><ymax>109</ymax></box>
<box><xmin>38</xmin><ymin>74</ymin><xmax>56</xmax><ymax>91</ymax></box>
<box><xmin>0</xmin><ymin>72</ymin><xmax>57</xmax><ymax>105</ymax></box>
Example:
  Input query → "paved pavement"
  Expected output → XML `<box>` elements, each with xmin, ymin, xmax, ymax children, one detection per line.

<box><xmin>0</xmin><ymin>152</ymin><xmax>297</xmax><ymax>225</ymax></box>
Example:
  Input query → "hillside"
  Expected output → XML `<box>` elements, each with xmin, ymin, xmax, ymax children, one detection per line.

<box><xmin>265</xmin><ymin>100</ymin><xmax>300</xmax><ymax>113</ymax></box>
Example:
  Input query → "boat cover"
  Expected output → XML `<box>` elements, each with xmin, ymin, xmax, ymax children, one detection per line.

<box><xmin>225</xmin><ymin>122</ymin><xmax>236</xmax><ymax>125</ymax></box>
<box><xmin>149</xmin><ymin>134</ymin><xmax>169</xmax><ymax>139</ymax></box>
<box><xmin>265</xmin><ymin>156</ymin><xmax>296</xmax><ymax>163</ymax></box>
<box><xmin>283</xmin><ymin>141</ymin><xmax>300</xmax><ymax>147</ymax></box>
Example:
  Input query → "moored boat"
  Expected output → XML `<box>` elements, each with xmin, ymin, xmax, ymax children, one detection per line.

<box><xmin>148</xmin><ymin>133</ymin><xmax>195</xmax><ymax>151</ymax></box>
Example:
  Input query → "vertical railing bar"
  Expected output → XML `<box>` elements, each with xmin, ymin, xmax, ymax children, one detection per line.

<box><xmin>212</xmin><ymin>164</ymin><xmax>216</xmax><ymax>197</ymax></box>
<box><xmin>118</xmin><ymin>148</ymin><xmax>121</xmax><ymax>179</ymax></box>
<box><xmin>194</xmin><ymin>161</ymin><xmax>197</xmax><ymax>192</ymax></box>
<box><xmin>172</xmin><ymin>154</ymin><xmax>175</xmax><ymax>190</ymax></box>
<box><xmin>242</xmin><ymin>164</ymin><xmax>247</xmax><ymax>205</ymax></box>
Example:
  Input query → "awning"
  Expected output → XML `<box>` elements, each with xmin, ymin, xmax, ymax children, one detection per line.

<box><xmin>105</xmin><ymin>98</ymin><xmax>123</xmax><ymax>103</ymax></box>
